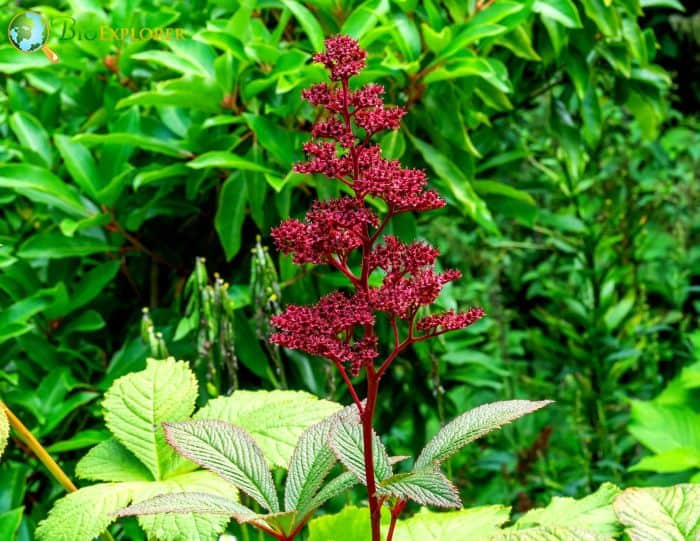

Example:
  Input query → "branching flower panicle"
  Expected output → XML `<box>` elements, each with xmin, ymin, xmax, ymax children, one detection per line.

<box><xmin>270</xmin><ymin>35</ymin><xmax>485</xmax><ymax>541</ymax></box>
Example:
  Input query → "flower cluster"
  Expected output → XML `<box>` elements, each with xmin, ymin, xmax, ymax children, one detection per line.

<box><xmin>271</xmin><ymin>292</ymin><xmax>377</xmax><ymax>375</ymax></box>
<box><xmin>271</xmin><ymin>35</ymin><xmax>483</xmax><ymax>375</ymax></box>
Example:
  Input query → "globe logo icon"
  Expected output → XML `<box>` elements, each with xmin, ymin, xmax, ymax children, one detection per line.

<box><xmin>7</xmin><ymin>11</ymin><xmax>59</xmax><ymax>63</ymax></box>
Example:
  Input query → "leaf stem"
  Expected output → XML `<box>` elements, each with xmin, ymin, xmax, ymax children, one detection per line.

<box><xmin>0</xmin><ymin>401</ymin><xmax>116</xmax><ymax>541</ymax></box>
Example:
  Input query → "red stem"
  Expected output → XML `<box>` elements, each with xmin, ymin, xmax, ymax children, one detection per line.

<box><xmin>362</xmin><ymin>365</ymin><xmax>381</xmax><ymax>541</ymax></box>
<box><xmin>386</xmin><ymin>500</ymin><xmax>407</xmax><ymax>541</ymax></box>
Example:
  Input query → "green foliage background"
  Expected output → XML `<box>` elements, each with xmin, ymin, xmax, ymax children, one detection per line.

<box><xmin>0</xmin><ymin>0</ymin><xmax>698</xmax><ymax>538</ymax></box>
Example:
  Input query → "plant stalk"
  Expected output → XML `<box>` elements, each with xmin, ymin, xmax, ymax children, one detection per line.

<box><xmin>361</xmin><ymin>369</ymin><xmax>381</xmax><ymax>541</ymax></box>
<box><xmin>0</xmin><ymin>401</ymin><xmax>116</xmax><ymax>541</ymax></box>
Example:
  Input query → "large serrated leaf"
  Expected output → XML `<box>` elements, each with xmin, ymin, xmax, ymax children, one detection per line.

<box><xmin>76</xmin><ymin>438</ymin><xmax>153</xmax><ymax>483</ymax></box>
<box><xmin>164</xmin><ymin>420</ymin><xmax>279</xmax><ymax>512</ymax></box>
<box><xmin>194</xmin><ymin>390</ymin><xmax>341</xmax><ymax>468</ymax></box>
<box><xmin>0</xmin><ymin>407</ymin><xmax>8</xmax><ymax>460</ymax></box>
<box><xmin>613</xmin><ymin>484</ymin><xmax>700</xmax><ymax>541</ymax></box>
<box><xmin>492</xmin><ymin>527</ymin><xmax>613</xmax><ymax>541</ymax></box>
<box><xmin>331</xmin><ymin>421</ymin><xmax>392</xmax><ymax>485</ymax></box>
<box><xmin>379</xmin><ymin>471</ymin><xmax>462</xmax><ymax>508</ymax></box>
<box><xmin>415</xmin><ymin>400</ymin><xmax>552</xmax><ymax>469</ymax></box>
<box><xmin>35</xmin><ymin>483</ymin><xmax>141</xmax><ymax>541</ymax></box>
<box><xmin>513</xmin><ymin>482</ymin><xmax>620</xmax><ymax>535</ymax></box>
<box><xmin>393</xmin><ymin>505</ymin><xmax>511</xmax><ymax>541</ymax></box>
<box><xmin>103</xmin><ymin>358</ymin><xmax>198</xmax><ymax>481</ymax></box>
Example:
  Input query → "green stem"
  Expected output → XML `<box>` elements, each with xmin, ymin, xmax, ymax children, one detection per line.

<box><xmin>0</xmin><ymin>401</ymin><xmax>116</xmax><ymax>541</ymax></box>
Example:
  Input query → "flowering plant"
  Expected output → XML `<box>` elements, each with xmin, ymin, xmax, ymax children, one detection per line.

<box><xmin>269</xmin><ymin>35</ymin><xmax>545</xmax><ymax>541</ymax></box>
<box><xmin>110</xmin><ymin>36</ymin><xmax>550</xmax><ymax>541</ymax></box>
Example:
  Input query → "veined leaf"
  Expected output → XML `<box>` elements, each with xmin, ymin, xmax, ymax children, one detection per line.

<box><xmin>0</xmin><ymin>407</ymin><xmax>8</xmax><ymax>459</ymax></box>
<box><xmin>613</xmin><ymin>484</ymin><xmax>700</xmax><ymax>541</ymax></box>
<box><xmin>76</xmin><ymin>438</ymin><xmax>153</xmax><ymax>483</ymax></box>
<box><xmin>379</xmin><ymin>471</ymin><xmax>461</xmax><ymax>508</ymax></box>
<box><xmin>103</xmin><ymin>358</ymin><xmax>198</xmax><ymax>481</ymax></box>
<box><xmin>493</xmin><ymin>527</ymin><xmax>613</xmax><ymax>540</ymax></box>
<box><xmin>134</xmin><ymin>471</ymin><xmax>238</xmax><ymax>540</ymax></box>
<box><xmin>164</xmin><ymin>420</ymin><xmax>279</xmax><ymax>512</ymax></box>
<box><xmin>194</xmin><ymin>390</ymin><xmax>342</xmax><ymax>468</ymax></box>
<box><xmin>35</xmin><ymin>483</ymin><xmax>139</xmax><ymax>541</ymax></box>
<box><xmin>284</xmin><ymin>419</ymin><xmax>337</xmax><ymax>512</ymax></box>
<box><xmin>330</xmin><ymin>421</ymin><xmax>392</xmax><ymax>484</ymax></box>
<box><xmin>55</xmin><ymin>134</ymin><xmax>102</xmax><ymax>200</ymax></box>
<box><xmin>392</xmin><ymin>505</ymin><xmax>510</xmax><ymax>541</ymax></box>
<box><xmin>302</xmin><ymin>472</ymin><xmax>358</xmax><ymax>515</ymax></box>
<box><xmin>117</xmin><ymin>491</ymin><xmax>253</xmax><ymax>519</ymax></box>
<box><xmin>514</xmin><ymin>482</ymin><xmax>621</xmax><ymax>536</ymax></box>
<box><xmin>415</xmin><ymin>400</ymin><xmax>552</xmax><ymax>469</ymax></box>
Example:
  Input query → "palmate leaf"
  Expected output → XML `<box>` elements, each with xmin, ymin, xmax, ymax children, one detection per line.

<box><xmin>492</xmin><ymin>527</ymin><xmax>613</xmax><ymax>541</ymax></box>
<box><xmin>390</xmin><ymin>505</ymin><xmax>510</xmax><ymax>541</ymax></box>
<box><xmin>76</xmin><ymin>438</ymin><xmax>153</xmax><ymax>483</ymax></box>
<box><xmin>103</xmin><ymin>358</ymin><xmax>198</xmax><ymax>481</ymax></box>
<box><xmin>35</xmin><ymin>471</ymin><xmax>233</xmax><ymax>541</ymax></box>
<box><xmin>415</xmin><ymin>400</ymin><xmax>552</xmax><ymax>470</ymax></box>
<box><xmin>35</xmin><ymin>483</ymin><xmax>139</xmax><ymax>541</ymax></box>
<box><xmin>330</xmin><ymin>420</ymin><xmax>392</xmax><ymax>485</ymax></box>
<box><xmin>0</xmin><ymin>407</ymin><xmax>8</xmax><ymax>460</ymax></box>
<box><xmin>194</xmin><ymin>390</ymin><xmax>342</xmax><ymax>467</ymax></box>
<box><xmin>164</xmin><ymin>419</ymin><xmax>279</xmax><ymax>512</ymax></box>
<box><xmin>613</xmin><ymin>484</ymin><xmax>700</xmax><ymax>541</ymax></box>
<box><xmin>513</xmin><ymin>482</ymin><xmax>621</xmax><ymax>536</ymax></box>
<box><xmin>379</xmin><ymin>471</ymin><xmax>461</xmax><ymax>508</ymax></box>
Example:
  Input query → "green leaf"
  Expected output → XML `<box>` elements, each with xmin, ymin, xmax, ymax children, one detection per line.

<box><xmin>629</xmin><ymin>448</ymin><xmax>700</xmax><ymax>473</ymax></box>
<box><xmin>629</xmin><ymin>402</ymin><xmax>700</xmax><ymax>455</ymax></box>
<box><xmin>493</xmin><ymin>527</ymin><xmax>613</xmax><ymax>540</ymax></box>
<box><xmin>340</xmin><ymin>0</ymin><xmax>390</xmax><ymax>39</ymax></box>
<box><xmin>330</xmin><ymin>420</ymin><xmax>392</xmax><ymax>484</ymax></box>
<box><xmin>74</xmin><ymin>133</ymin><xmax>193</xmax><ymax>159</ymax></box>
<box><xmin>284</xmin><ymin>418</ymin><xmax>337</xmax><ymax>512</ymax></box>
<box><xmin>406</xmin><ymin>134</ymin><xmax>498</xmax><ymax>235</ymax></box>
<box><xmin>308</xmin><ymin>505</ymin><xmax>391</xmax><ymax>541</ymax></box>
<box><xmin>0</xmin><ymin>164</ymin><xmax>88</xmax><ymax>217</ymax></box>
<box><xmin>514</xmin><ymin>482</ymin><xmax>621</xmax><ymax>535</ymax></box>
<box><xmin>282</xmin><ymin>0</ymin><xmax>325</xmax><ymax>51</ymax></box>
<box><xmin>117</xmin><ymin>491</ymin><xmax>253</xmax><ymax>519</ymax></box>
<box><xmin>134</xmin><ymin>471</ymin><xmax>238</xmax><ymax>540</ymax></box>
<box><xmin>18</xmin><ymin>232</ymin><xmax>114</xmax><ymax>259</ymax></box>
<box><xmin>640</xmin><ymin>0</ymin><xmax>684</xmax><ymax>9</ymax></box>
<box><xmin>303</xmin><ymin>472</ymin><xmax>358</xmax><ymax>514</ymax></box>
<box><xmin>9</xmin><ymin>111</ymin><xmax>53</xmax><ymax>168</ymax></box>
<box><xmin>580</xmin><ymin>0</ymin><xmax>621</xmax><ymax>36</ymax></box>
<box><xmin>195</xmin><ymin>390</ymin><xmax>342</xmax><ymax>468</ymax></box>
<box><xmin>533</xmin><ymin>0</ymin><xmax>583</xmax><ymax>28</ymax></box>
<box><xmin>103</xmin><ymin>358</ymin><xmax>198</xmax><ymax>481</ymax></box>
<box><xmin>76</xmin><ymin>438</ymin><xmax>154</xmax><ymax>483</ymax></box>
<box><xmin>0</xmin><ymin>507</ymin><xmax>23</xmax><ymax>539</ymax></box>
<box><xmin>55</xmin><ymin>135</ymin><xmax>102</xmax><ymax>200</ymax></box>
<box><xmin>473</xmin><ymin>180</ymin><xmax>535</xmax><ymax>205</ymax></box>
<box><xmin>415</xmin><ymin>400</ymin><xmax>552</xmax><ymax>469</ymax></box>
<box><xmin>188</xmin><ymin>151</ymin><xmax>276</xmax><ymax>173</ymax></box>
<box><xmin>215</xmin><ymin>173</ymin><xmax>247</xmax><ymax>261</ymax></box>
<box><xmin>613</xmin><ymin>485</ymin><xmax>700</xmax><ymax>541</ymax></box>
<box><xmin>379</xmin><ymin>471</ymin><xmax>461</xmax><ymax>508</ymax></box>
<box><xmin>392</xmin><ymin>505</ymin><xmax>511</xmax><ymax>541</ymax></box>
<box><xmin>163</xmin><ymin>419</ymin><xmax>280</xmax><ymax>512</ymax></box>
<box><xmin>35</xmin><ymin>483</ymin><xmax>138</xmax><ymax>541</ymax></box>
<box><xmin>0</xmin><ymin>408</ymin><xmax>8</xmax><ymax>460</ymax></box>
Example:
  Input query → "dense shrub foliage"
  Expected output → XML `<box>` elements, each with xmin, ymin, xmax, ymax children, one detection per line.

<box><xmin>0</xmin><ymin>0</ymin><xmax>698</xmax><ymax>539</ymax></box>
